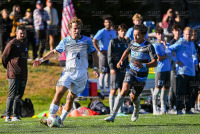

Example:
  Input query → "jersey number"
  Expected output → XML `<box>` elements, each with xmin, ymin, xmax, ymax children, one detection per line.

<box><xmin>76</xmin><ymin>52</ymin><xmax>80</xmax><ymax>59</ymax></box>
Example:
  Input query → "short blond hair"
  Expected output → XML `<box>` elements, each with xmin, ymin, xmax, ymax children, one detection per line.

<box><xmin>183</xmin><ymin>27</ymin><xmax>191</xmax><ymax>32</ymax></box>
<box><xmin>68</xmin><ymin>16</ymin><xmax>83</xmax><ymax>29</ymax></box>
<box><xmin>132</xmin><ymin>13</ymin><xmax>143</xmax><ymax>21</ymax></box>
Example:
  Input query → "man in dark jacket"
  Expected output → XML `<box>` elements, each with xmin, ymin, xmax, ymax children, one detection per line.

<box><xmin>107</xmin><ymin>24</ymin><xmax>129</xmax><ymax>114</ymax></box>
<box><xmin>2</xmin><ymin>25</ymin><xmax>28</xmax><ymax>121</ymax></box>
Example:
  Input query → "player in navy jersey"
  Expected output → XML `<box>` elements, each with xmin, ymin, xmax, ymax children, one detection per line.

<box><xmin>104</xmin><ymin>24</ymin><xmax>157</xmax><ymax>122</ymax></box>
<box><xmin>33</xmin><ymin>17</ymin><xmax>99</xmax><ymax>126</ymax></box>
<box><xmin>93</xmin><ymin>15</ymin><xmax>117</xmax><ymax>95</ymax></box>
<box><xmin>152</xmin><ymin>27</ymin><xmax>171</xmax><ymax>115</ymax></box>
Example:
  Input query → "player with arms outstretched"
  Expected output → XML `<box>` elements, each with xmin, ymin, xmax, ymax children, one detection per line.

<box><xmin>33</xmin><ymin>16</ymin><xmax>99</xmax><ymax>126</ymax></box>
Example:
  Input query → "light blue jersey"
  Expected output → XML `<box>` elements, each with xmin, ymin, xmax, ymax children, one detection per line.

<box><xmin>153</xmin><ymin>41</ymin><xmax>172</xmax><ymax>73</ymax></box>
<box><xmin>55</xmin><ymin>35</ymin><xmax>96</xmax><ymax>69</ymax></box>
<box><xmin>125</xmin><ymin>27</ymin><xmax>148</xmax><ymax>41</ymax></box>
<box><xmin>166</xmin><ymin>37</ymin><xmax>198</xmax><ymax>76</ymax></box>
<box><xmin>93</xmin><ymin>28</ymin><xmax>117</xmax><ymax>51</ymax></box>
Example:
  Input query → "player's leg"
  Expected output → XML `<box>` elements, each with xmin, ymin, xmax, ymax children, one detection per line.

<box><xmin>109</xmin><ymin>72</ymin><xmax>117</xmax><ymax>114</ymax></box>
<box><xmin>153</xmin><ymin>72</ymin><xmax>162</xmax><ymax>115</ymax></box>
<box><xmin>49</xmin><ymin>86</ymin><xmax>68</xmax><ymax>116</ymax></box>
<box><xmin>104</xmin><ymin>72</ymin><xmax>132</xmax><ymax>122</ymax></box>
<box><xmin>60</xmin><ymin>90</ymin><xmax>76</xmax><ymax>122</ymax></box>
<box><xmin>105</xmin><ymin>72</ymin><xmax>110</xmax><ymax>95</ymax></box>
<box><xmin>130</xmin><ymin>79</ymin><xmax>146</xmax><ymax>122</ymax></box>
<box><xmin>160</xmin><ymin>72</ymin><xmax>170</xmax><ymax>114</ymax></box>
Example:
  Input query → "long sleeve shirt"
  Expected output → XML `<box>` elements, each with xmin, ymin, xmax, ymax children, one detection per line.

<box><xmin>33</xmin><ymin>9</ymin><xmax>50</xmax><ymax>30</ymax></box>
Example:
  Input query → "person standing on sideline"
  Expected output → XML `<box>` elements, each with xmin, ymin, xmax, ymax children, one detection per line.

<box><xmin>0</xmin><ymin>9</ymin><xmax>12</xmax><ymax>53</ymax></box>
<box><xmin>2</xmin><ymin>26</ymin><xmax>28</xmax><ymax>121</ymax></box>
<box><xmin>168</xmin><ymin>24</ymin><xmax>182</xmax><ymax>114</ymax></box>
<box><xmin>93</xmin><ymin>15</ymin><xmax>117</xmax><ymax>95</ymax></box>
<box><xmin>44</xmin><ymin>0</ymin><xmax>59</xmax><ymax>51</ymax></box>
<box><xmin>33</xmin><ymin>17</ymin><xmax>99</xmax><ymax>126</ymax></box>
<box><xmin>23</xmin><ymin>8</ymin><xmax>37</xmax><ymax>60</ymax></box>
<box><xmin>125</xmin><ymin>13</ymin><xmax>148</xmax><ymax>42</ymax></box>
<box><xmin>33</xmin><ymin>0</ymin><xmax>49</xmax><ymax>58</ymax></box>
<box><xmin>104</xmin><ymin>24</ymin><xmax>157</xmax><ymax>122</ymax></box>
<box><xmin>152</xmin><ymin>27</ymin><xmax>171</xmax><ymax>115</ymax></box>
<box><xmin>107</xmin><ymin>24</ymin><xmax>129</xmax><ymax>114</ymax></box>
<box><xmin>165</xmin><ymin>27</ymin><xmax>198</xmax><ymax>115</ymax></box>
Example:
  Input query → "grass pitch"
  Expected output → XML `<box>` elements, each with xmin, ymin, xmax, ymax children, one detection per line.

<box><xmin>0</xmin><ymin>114</ymin><xmax>200</xmax><ymax>134</ymax></box>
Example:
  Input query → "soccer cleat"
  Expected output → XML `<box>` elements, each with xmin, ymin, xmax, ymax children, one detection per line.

<box><xmin>153</xmin><ymin>110</ymin><xmax>160</xmax><ymax>115</ymax></box>
<box><xmin>11</xmin><ymin>117</ymin><xmax>21</xmax><ymax>121</ymax></box>
<box><xmin>185</xmin><ymin>110</ymin><xmax>194</xmax><ymax>114</ymax></box>
<box><xmin>131</xmin><ymin>105</ymin><xmax>141</xmax><ymax>122</ymax></box>
<box><xmin>191</xmin><ymin>108</ymin><xmax>200</xmax><ymax>114</ymax></box>
<box><xmin>5</xmin><ymin>117</ymin><xmax>11</xmax><ymax>122</ymax></box>
<box><xmin>160</xmin><ymin>110</ymin><xmax>166</xmax><ymax>115</ymax></box>
<box><xmin>104</xmin><ymin>115</ymin><xmax>115</xmax><ymax>122</ymax></box>
<box><xmin>177</xmin><ymin>110</ymin><xmax>183</xmax><ymax>115</ymax></box>
<box><xmin>167</xmin><ymin>109</ymin><xmax>177</xmax><ymax>115</ymax></box>
<box><xmin>39</xmin><ymin>119</ymin><xmax>48</xmax><ymax>126</ymax></box>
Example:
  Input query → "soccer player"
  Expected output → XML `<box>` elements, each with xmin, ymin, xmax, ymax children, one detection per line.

<box><xmin>107</xmin><ymin>24</ymin><xmax>129</xmax><ymax>114</ymax></box>
<box><xmin>125</xmin><ymin>13</ymin><xmax>148</xmax><ymax>42</ymax></box>
<box><xmin>165</xmin><ymin>27</ymin><xmax>198</xmax><ymax>115</ymax></box>
<box><xmin>32</xmin><ymin>17</ymin><xmax>99</xmax><ymax>125</ymax></box>
<box><xmin>168</xmin><ymin>24</ymin><xmax>182</xmax><ymax>114</ymax></box>
<box><xmin>93</xmin><ymin>15</ymin><xmax>117</xmax><ymax>95</ymax></box>
<box><xmin>104</xmin><ymin>24</ymin><xmax>157</xmax><ymax>122</ymax></box>
<box><xmin>152</xmin><ymin>27</ymin><xmax>171</xmax><ymax>115</ymax></box>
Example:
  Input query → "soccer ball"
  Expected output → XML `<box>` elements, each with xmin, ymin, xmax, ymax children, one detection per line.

<box><xmin>47</xmin><ymin>114</ymin><xmax>62</xmax><ymax>128</ymax></box>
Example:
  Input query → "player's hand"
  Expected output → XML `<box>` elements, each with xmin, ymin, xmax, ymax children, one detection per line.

<box><xmin>176</xmin><ymin>61</ymin><xmax>184</xmax><ymax>67</ymax></box>
<box><xmin>110</xmin><ymin>69</ymin><xmax>116</xmax><ymax>75</ymax></box>
<box><xmin>32</xmin><ymin>60</ymin><xmax>42</xmax><ymax>67</ymax></box>
<box><xmin>117</xmin><ymin>61</ymin><xmax>123</xmax><ymax>69</ymax></box>
<box><xmin>93</xmin><ymin>69</ymin><xmax>99</xmax><ymax>77</ymax></box>
<box><xmin>133</xmin><ymin>62</ymin><xmax>143</xmax><ymax>69</ymax></box>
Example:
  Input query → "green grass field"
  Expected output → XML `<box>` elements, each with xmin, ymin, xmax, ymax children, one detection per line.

<box><xmin>0</xmin><ymin>114</ymin><xmax>200</xmax><ymax>134</ymax></box>
<box><xmin>1</xmin><ymin>51</ymin><xmax>200</xmax><ymax>134</ymax></box>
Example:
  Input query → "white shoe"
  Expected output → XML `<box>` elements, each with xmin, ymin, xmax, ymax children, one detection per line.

<box><xmin>191</xmin><ymin>108</ymin><xmax>200</xmax><ymax>114</ymax></box>
<box><xmin>160</xmin><ymin>110</ymin><xmax>166</xmax><ymax>115</ymax></box>
<box><xmin>12</xmin><ymin>117</ymin><xmax>21</xmax><ymax>121</ymax></box>
<box><xmin>5</xmin><ymin>117</ymin><xmax>11</xmax><ymax>122</ymax></box>
<box><xmin>104</xmin><ymin>115</ymin><xmax>115</xmax><ymax>122</ymax></box>
<box><xmin>153</xmin><ymin>110</ymin><xmax>160</xmax><ymax>115</ymax></box>
<box><xmin>131</xmin><ymin>105</ymin><xmax>141</xmax><ymax>122</ymax></box>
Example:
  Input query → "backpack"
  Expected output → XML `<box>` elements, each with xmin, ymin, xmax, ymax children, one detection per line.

<box><xmin>88</xmin><ymin>99</ymin><xmax>110</xmax><ymax>115</ymax></box>
<box><xmin>19</xmin><ymin>98</ymin><xmax>34</xmax><ymax>117</ymax></box>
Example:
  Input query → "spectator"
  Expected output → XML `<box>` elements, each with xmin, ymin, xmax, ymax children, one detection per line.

<box><xmin>93</xmin><ymin>15</ymin><xmax>117</xmax><ymax>95</ymax></box>
<box><xmin>168</xmin><ymin>24</ymin><xmax>182</xmax><ymax>114</ymax></box>
<box><xmin>165</xmin><ymin>27</ymin><xmax>198</xmax><ymax>115</ymax></box>
<box><xmin>125</xmin><ymin>13</ymin><xmax>148</xmax><ymax>42</ymax></box>
<box><xmin>33</xmin><ymin>0</ymin><xmax>49</xmax><ymax>58</ymax></box>
<box><xmin>162</xmin><ymin>9</ymin><xmax>180</xmax><ymax>33</ymax></box>
<box><xmin>2</xmin><ymin>26</ymin><xmax>28</xmax><ymax>122</ymax></box>
<box><xmin>23</xmin><ymin>8</ymin><xmax>37</xmax><ymax>60</ymax></box>
<box><xmin>44</xmin><ymin>0</ymin><xmax>59</xmax><ymax>51</ymax></box>
<box><xmin>0</xmin><ymin>9</ymin><xmax>12</xmax><ymax>53</ymax></box>
<box><xmin>9</xmin><ymin>5</ymin><xmax>26</xmax><ymax>38</ymax></box>
<box><xmin>152</xmin><ymin>27</ymin><xmax>171</xmax><ymax>115</ymax></box>
<box><xmin>191</xmin><ymin>29</ymin><xmax>200</xmax><ymax>113</ymax></box>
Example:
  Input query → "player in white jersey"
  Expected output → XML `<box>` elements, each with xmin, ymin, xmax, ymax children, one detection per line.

<box><xmin>32</xmin><ymin>17</ymin><xmax>99</xmax><ymax>126</ymax></box>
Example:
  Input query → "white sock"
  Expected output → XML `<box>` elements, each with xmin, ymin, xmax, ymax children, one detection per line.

<box><xmin>60</xmin><ymin>108</ymin><xmax>69</xmax><ymax>123</ymax></box>
<box><xmin>161</xmin><ymin>89</ymin><xmax>168</xmax><ymax>111</ymax></box>
<box><xmin>49</xmin><ymin>103</ymin><xmax>59</xmax><ymax>116</ymax></box>
<box><xmin>112</xmin><ymin>94</ymin><xmax>124</xmax><ymax>117</ymax></box>
<box><xmin>109</xmin><ymin>94</ymin><xmax>115</xmax><ymax>114</ymax></box>
<box><xmin>99</xmin><ymin>73</ymin><xmax>105</xmax><ymax>92</ymax></box>
<box><xmin>104</xmin><ymin>73</ymin><xmax>110</xmax><ymax>90</ymax></box>
<box><xmin>153</xmin><ymin>88</ymin><xmax>159</xmax><ymax>112</ymax></box>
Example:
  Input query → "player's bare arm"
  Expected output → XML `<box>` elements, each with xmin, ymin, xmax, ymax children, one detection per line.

<box><xmin>157</xmin><ymin>54</ymin><xmax>168</xmax><ymax>61</ymax></box>
<box><xmin>134</xmin><ymin>58</ymin><xmax>157</xmax><ymax>68</ymax></box>
<box><xmin>32</xmin><ymin>49</ymin><xmax>58</xmax><ymax>67</ymax></box>
<box><xmin>92</xmin><ymin>39</ymin><xmax>100</xmax><ymax>52</ymax></box>
<box><xmin>92</xmin><ymin>51</ymin><xmax>100</xmax><ymax>77</ymax></box>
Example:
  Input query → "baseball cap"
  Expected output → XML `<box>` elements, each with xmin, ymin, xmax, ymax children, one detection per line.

<box><xmin>26</xmin><ymin>8</ymin><xmax>31</xmax><ymax>12</ymax></box>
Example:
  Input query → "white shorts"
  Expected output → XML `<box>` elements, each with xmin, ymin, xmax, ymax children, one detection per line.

<box><xmin>57</xmin><ymin>68</ymin><xmax>88</xmax><ymax>94</ymax></box>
